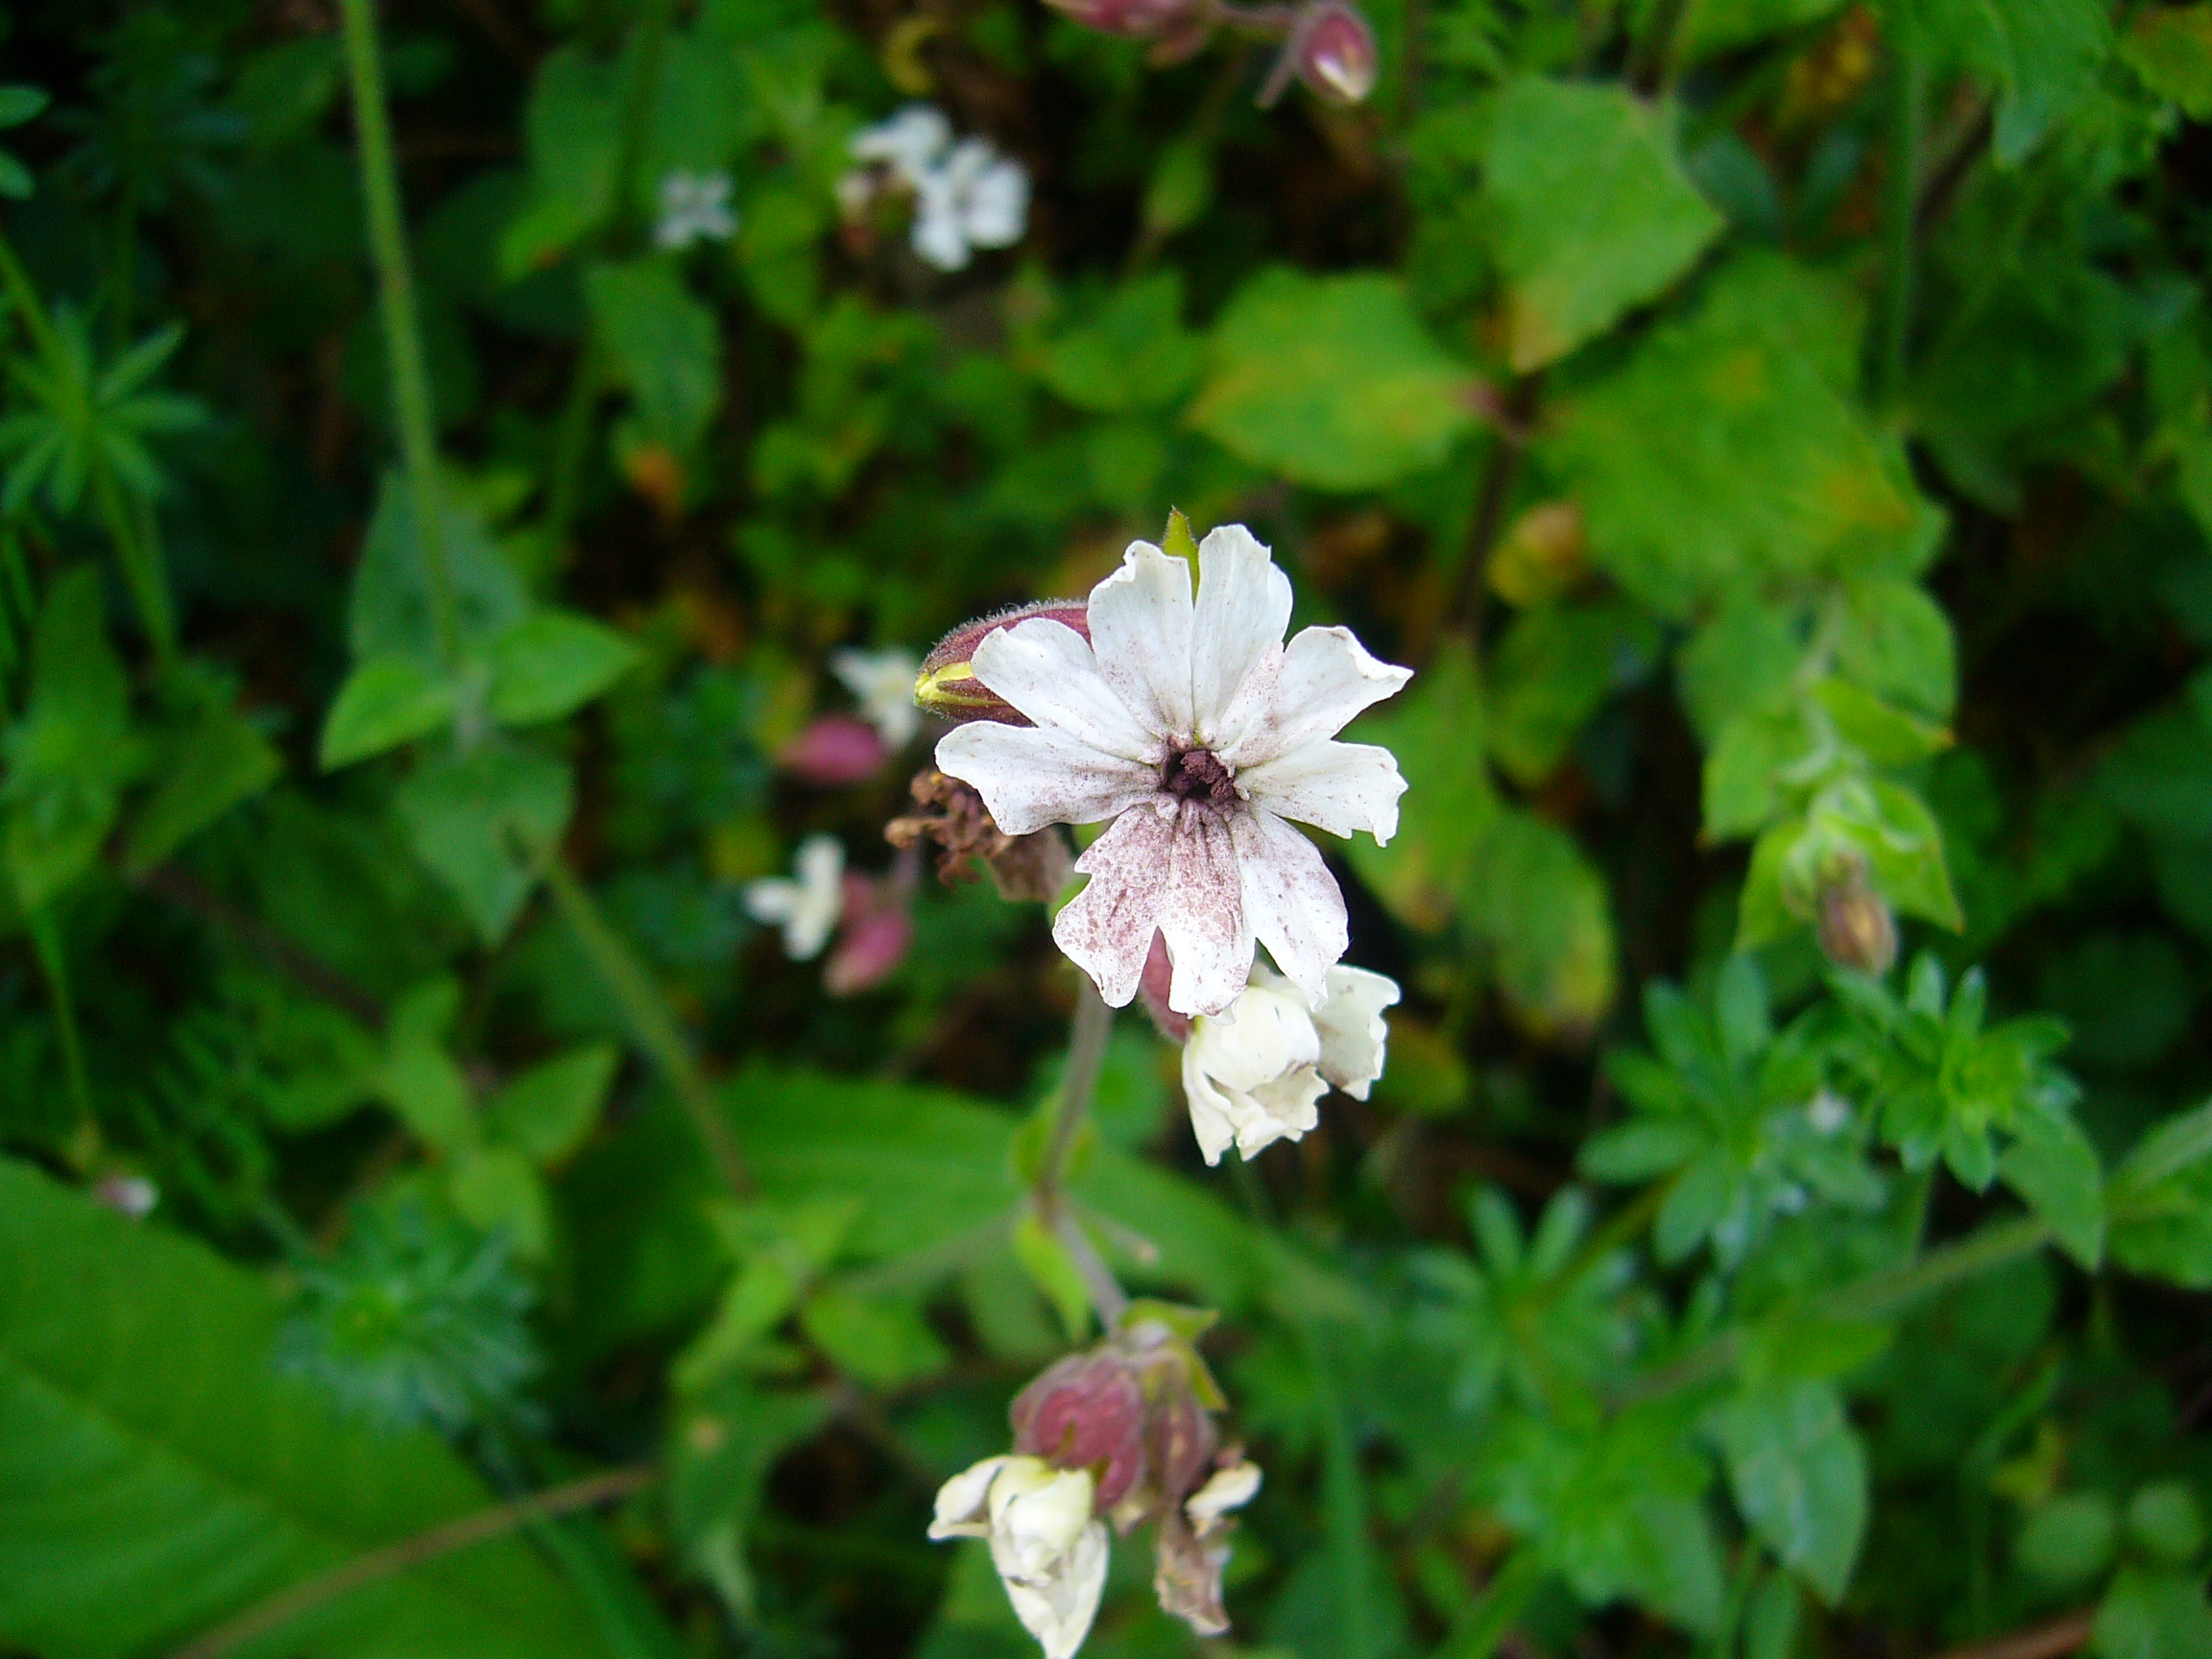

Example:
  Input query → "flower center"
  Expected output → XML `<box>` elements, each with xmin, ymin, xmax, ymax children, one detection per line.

<box><xmin>1163</xmin><ymin>746</ymin><xmax>1237</xmax><ymax>809</ymax></box>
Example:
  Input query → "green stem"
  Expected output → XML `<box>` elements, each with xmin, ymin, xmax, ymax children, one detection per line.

<box><xmin>337</xmin><ymin>0</ymin><xmax>460</xmax><ymax>668</ymax></box>
<box><xmin>1432</xmin><ymin>1547</ymin><xmax>1546</xmax><ymax>1659</ymax></box>
<box><xmin>1874</xmin><ymin>5</ymin><xmax>1926</xmax><ymax>408</ymax></box>
<box><xmin>1296</xmin><ymin>1313</ymin><xmax>1378</xmax><ymax>1659</ymax></box>
<box><xmin>544</xmin><ymin>335</ymin><xmax>601</xmax><ymax>554</ymax></box>
<box><xmin>540</xmin><ymin>851</ymin><xmax>753</xmax><ymax>1196</ymax></box>
<box><xmin>1032</xmin><ymin>977</ymin><xmax>1125</xmax><ymax>1324</ymax></box>
<box><xmin>28</xmin><ymin>904</ymin><xmax>95</xmax><ymax>1163</ymax></box>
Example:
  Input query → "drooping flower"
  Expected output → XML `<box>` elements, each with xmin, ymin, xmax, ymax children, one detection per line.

<box><xmin>653</xmin><ymin>171</ymin><xmax>738</xmax><ymax>251</ymax></box>
<box><xmin>842</xmin><ymin>107</ymin><xmax>1028</xmax><ymax>273</ymax></box>
<box><xmin>831</xmin><ymin>645</ymin><xmax>924</xmax><ymax>748</ymax></box>
<box><xmin>824</xmin><ymin>851</ymin><xmax>918</xmax><ymax>995</ymax></box>
<box><xmin>1181</xmin><ymin>963</ymin><xmax>1399</xmax><ymax>1164</ymax></box>
<box><xmin>1288</xmin><ymin>0</ymin><xmax>1379</xmax><ymax>103</ymax></box>
<box><xmin>743</xmin><ymin>834</ymin><xmax>845</xmax><ymax>959</ymax></box>
<box><xmin>930</xmin><ymin>1455</ymin><xmax>1109</xmax><ymax>1659</ymax></box>
<box><xmin>779</xmin><ymin>714</ymin><xmax>888</xmax><ymax>785</ymax></box>
<box><xmin>932</xmin><ymin>524</ymin><xmax>1410</xmax><ymax>1019</ymax></box>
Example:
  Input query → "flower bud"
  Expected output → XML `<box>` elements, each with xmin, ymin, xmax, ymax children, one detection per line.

<box><xmin>1290</xmin><ymin>0</ymin><xmax>1378</xmax><ymax>104</ymax></box>
<box><xmin>1014</xmin><ymin>1352</ymin><xmax>1149</xmax><ymax>1510</ymax></box>
<box><xmin>825</xmin><ymin>870</ymin><xmax>915</xmax><ymax>995</ymax></box>
<box><xmin>1044</xmin><ymin>0</ymin><xmax>1205</xmax><ymax>37</ymax></box>
<box><xmin>1816</xmin><ymin>862</ymin><xmax>1898</xmax><ymax>977</ymax></box>
<box><xmin>916</xmin><ymin>600</ymin><xmax>1092</xmax><ymax>725</ymax></box>
<box><xmin>779</xmin><ymin>713</ymin><xmax>889</xmax><ymax>785</ymax></box>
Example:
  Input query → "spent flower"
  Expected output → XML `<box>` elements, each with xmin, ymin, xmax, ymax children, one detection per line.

<box><xmin>931</xmin><ymin>1455</ymin><xmax>1109</xmax><ymax>1659</ymax></box>
<box><xmin>1180</xmin><ymin>962</ymin><xmax>1399</xmax><ymax>1165</ymax></box>
<box><xmin>930</xmin><ymin>523</ymin><xmax>1410</xmax><ymax>1018</ymax></box>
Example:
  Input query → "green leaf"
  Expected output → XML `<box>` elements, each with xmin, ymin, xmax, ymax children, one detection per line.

<box><xmin>1707</xmin><ymin>1380</ymin><xmax>1868</xmax><ymax>1604</ymax></box>
<box><xmin>1463</xmin><ymin>807</ymin><xmax>1618</xmax><ymax>1039</ymax></box>
<box><xmin>1036</xmin><ymin>273</ymin><xmax>1203</xmax><ymax>415</ymax></box>
<box><xmin>486</xmin><ymin>1044</ymin><xmax>618</xmax><ymax>1166</ymax></box>
<box><xmin>2124</xmin><ymin>4</ymin><xmax>2212</xmax><ymax>117</ymax></box>
<box><xmin>584</xmin><ymin>260</ymin><xmax>722</xmax><ymax>458</ymax></box>
<box><xmin>1998</xmin><ymin>1111</ymin><xmax>2104</xmax><ymax>1267</ymax></box>
<box><xmin>497</xmin><ymin>46</ymin><xmax>620</xmax><ymax>277</ymax></box>
<box><xmin>2110</xmin><ymin>1101</ymin><xmax>2212</xmax><ymax>1286</ymax></box>
<box><xmin>1677</xmin><ymin>598</ymin><xmax>1804</xmax><ymax>747</ymax></box>
<box><xmin>1188</xmin><ymin>269</ymin><xmax>1478</xmax><ymax>490</ymax></box>
<box><xmin>0</xmin><ymin>85</ymin><xmax>50</xmax><ymax>128</ymax></box>
<box><xmin>487</xmin><ymin>612</ymin><xmax>640</xmax><ymax>728</ymax></box>
<box><xmin>2127</xmin><ymin>1481</ymin><xmax>2206</xmax><ymax>1565</ymax></box>
<box><xmin>1011</xmin><ymin>1207</ymin><xmax>1093</xmax><ymax>1342</ymax></box>
<box><xmin>321</xmin><ymin>657</ymin><xmax>457</xmax><ymax>771</ymax></box>
<box><xmin>1545</xmin><ymin>253</ymin><xmax>1943</xmax><ymax>619</ymax></box>
<box><xmin>0</xmin><ymin>1157</ymin><xmax>618</xmax><ymax>1659</ymax></box>
<box><xmin>1481</xmin><ymin>76</ymin><xmax>1723</xmax><ymax>371</ymax></box>
<box><xmin>1924</xmin><ymin>0</ymin><xmax>2111</xmax><ymax>166</ymax></box>
<box><xmin>349</xmin><ymin>471</ymin><xmax>528</xmax><ymax>672</ymax></box>
<box><xmin>393</xmin><ymin>743</ymin><xmax>575</xmax><ymax>945</ymax></box>
<box><xmin>1348</xmin><ymin>637</ymin><xmax>1499</xmax><ymax>932</ymax></box>
<box><xmin>1487</xmin><ymin>602</ymin><xmax>1657</xmax><ymax>786</ymax></box>
<box><xmin>125</xmin><ymin>707</ymin><xmax>281</xmax><ymax>875</ymax></box>
<box><xmin>1833</xmin><ymin>576</ymin><xmax>1958</xmax><ymax>722</ymax></box>
<box><xmin>668</xmin><ymin>1381</ymin><xmax>831</xmax><ymax>1620</ymax></box>
<box><xmin>0</xmin><ymin>153</ymin><xmax>31</xmax><ymax>201</ymax></box>
<box><xmin>1676</xmin><ymin>0</ymin><xmax>1846</xmax><ymax>63</ymax></box>
<box><xmin>446</xmin><ymin>1144</ymin><xmax>552</xmax><ymax>1260</ymax></box>
<box><xmin>2017</xmin><ymin>1492</ymin><xmax>2118</xmax><ymax>1584</ymax></box>
<box><xmin>2091</xmin><ymin>1567</ymin><xmax>2212</xmax><ymax>1659</ymax></box>
<box><xmin>797</xmin><ymin>1285</ymin><xmax>949</xmax><ymax>1385</ymax></box>
<box><xmin>375</xmin><ymin>980</ymin><xmax>476</xmax><ymax>1152</ymax></box>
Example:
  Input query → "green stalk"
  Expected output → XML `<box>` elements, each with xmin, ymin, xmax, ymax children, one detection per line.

<box><xmin>540</xmin><ymin>852</ymin><xmax>754</xmax><ymax>1196</ymax></box>
<box><xmin>1032</xmin><ymin>978</ymin><xmax>1126</xmax><ymax>1325</ymax></box>
<box><xmin>1873</xmin><ymin>3</ymin><xmax>1926</xmax><ymax>408</ymax></box>
<box><xmin>1296</xmin><ymin>1313</ymin><xmax>1378</xmax><ymax>1659</ymax></box>
<box><xmin>28</xmin><ymin>905</ymin><xmax>96</xmax><ymax>1164</ymax></box>
<box><xmin>337</xmin><ymin>0</ymin><xmax>460</xmax><ymax>668</ymax></box>
<box><xmin>1432</xmin><ymin>1548</ymin><xmax>1546</xmax><ymax>1659</ymax></box>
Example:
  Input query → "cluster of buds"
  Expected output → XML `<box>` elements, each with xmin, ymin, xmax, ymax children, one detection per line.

<box><xmin>1046</xmin><ymin>0</ymin><xmax>1378</xmax><ymax>106</ymax></box>
<box><xmin>931</xmin><ymin>1310</ymin><xmax>1261</xmax><ymax>1657</ymax></box>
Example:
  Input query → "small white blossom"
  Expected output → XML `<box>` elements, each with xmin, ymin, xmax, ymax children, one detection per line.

<box><xmin>1182</xmin><ymin>965</ymin><xmax>1399</xmax><ymax>1164</ymax></box>
<box><xmin>843</xmin><ymin>105</ymin><xmax>1028</xmax><ymax>273</ymax></box>
<box><xmin>931</xmin><ymin>1455</ymin><xmax>1109</xmax><ymax>1659</ymax></box>
<box><xmin>831</xmin><ymin>645</ymin><xmax>924</xmax><ymax>748</ymax></box>
<box><xmin>653</xmin><ymin>171</ymin><xmax>737</xmax><ymax>251</ymax></box>
<box><xmin>744</xmin><ymin>834</ymin><xmax>845</xmax><ymax>959</ymax></box>
<box><xmin>935</xmin><ymin>525</ymin><xmax>1410</xmax><ymax>1018</ymax></box>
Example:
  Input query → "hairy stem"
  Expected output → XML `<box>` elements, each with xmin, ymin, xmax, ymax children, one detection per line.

<box><xmin>166</xmin><ymin>1464</ymin><xmax>659</xmax><ymax>1659</ymax></box>
<box><xmin>540</xmin><ymin>851</ymin><xmax>753</xmax><ymax>1195</ymax></box>
<box><xmin>337</xmin><ymin>0</ymin><xmax>460</xmax><ymax>667</ymax></box>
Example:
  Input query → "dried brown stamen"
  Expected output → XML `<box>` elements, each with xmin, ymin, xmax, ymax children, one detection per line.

<box><xmin>1162</xmin><ymin>747</ymin><xmax>1236</xmax><ymax>809</ymax></box>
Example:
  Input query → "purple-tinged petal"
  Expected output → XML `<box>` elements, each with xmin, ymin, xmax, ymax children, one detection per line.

<box><xmin>1231</xmin><ymin>808</ymin><xmax>1347</xmax><ymax>1005</ymax></box>
<box><xmin>1214</xmin><ymin>625</ymin><xmax>1411</xmax><ymax>771</ymax></box>
<box><xmin>970</xmin><ymin>617</ymin><xmax>1161</xmax><ymax>762</ymax></box>
<box><xmin>1053</xmin><ymin>806</ymin><xmax>1176</xmax><ymax>1006</ymax></box>
<box><xmin>936</xmin><ymin>722</ymin><xmax>1158</xmax><ymax>837</ymax></box>
<box><xmin>1087</xmin><ymin>541</ymin><xmax>1195</xmax><ymax>742</ymax></box>
<box><xmin>1154</xmin><ymin>806</ymin><xmax>1252</xmax><ymax>1017</ymax></box>
<box><xmin>1238</xmin><ymin>739</ymin><xmax>1407</xmax><ymax>842</ymax></box>
<box><xmin>1190</xmin><ymin>526</ymin><xmax>1291</xmax><ymax>741</ymax></box>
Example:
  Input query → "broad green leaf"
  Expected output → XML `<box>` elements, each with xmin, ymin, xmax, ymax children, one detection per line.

<box><xmin>1348</xmin><ymin>637</ymin><xmax>1499</xmax><ymax>932</ymax></box>
<box><xmin>797</xmin><ymin>1286</ymin><xmax>949</xmax><ymax>1385</ymax></box>
<box><xmin>585</xmin><ymin>260</ymin><xmax>721</xmax><ymax>457</ymax></box>
<box><xmin>1923</xmin><ymin>0</ymin><xmax>2111</xmax><ymax>166</ymax></box>
<box><xmin>487</xmin><ymin>1044</ymin><xmax>618</xmax><ymax>1166</ymax></box>
<box><xmin>375</xmin><ymin>979</ymin><xmax>476</xmax><ymax>1151</ymax></box>
<box><xmin>498</xmin><ymin>46</ymin><xmax>620</xmax><ymax>276</ymax></box>
<box><xmin>488</xmin><ymin>611</ymin><xmax>640</xmax><ymax>728</ymax></box>
<box><xmin>348</xmin><ymin>471</ymin><xmax>527</xmax><ymax>672</ymax></box>
<box><xmin>320</xmin><ymin>656</ymin><xmax>456</xmax><ymax>770</ymax></box>
<box><xmin>1998</xmin><ymin>1110</ymin><xmax>2104</xmax><ymax>1267</ymax></box>
<box><xmin>125</xmin><ymin>706</ymin><xmax>281</xmax><ymax>875</ymax></box>
<box><xmin>1482</xmin><ymin>77</ymin><xmax>1722</xmax><ymax>371</ymax></box>
<box><xmin>1833</xmin><ymin>576</ymin><xmax>1958</xmax><ymax>722</ymax></box>
<box><xmin>1546</xmin><ymin>253</ymin><xmax>1944</xmax><ymax>619</ymax></box>
<box><xmin>1487</xmin><ymin>602</ymin><xmax>1657</xmax><ymax>786</ymax></box>
<box><xmin>1707</xmin><ymin>1380</ymin><xmax>1867</xmax><ymax>1604</ymax></box>
<box><xmin>2108</xmin><ymin>1100</ymin><xmax>2212</xmax><ymax>1286</ymax></box>
<box><xmin>1677</xmin><ymin>598</ymin><xmax>1804</xmax><ymax>746</ymax></box>
<box><xmin>2124</xmin><ymin>4</ymin><xmax>2212</xmax><ymax>116</ymax></box>
<box><xmin>394</xmin><ymin>743</ymin><xmax>574</xmax><ymax>945</ymax></box>
<box><xmin>446</xmin><ymin>1144</ymin><xmax>552</xmax><ymax>1260</ymax></box>
<box><xmin>667</xmin><ymin>1381</ymin><xmax>831</xmax><ymax>1620</ymax></box>
<box><xmin>2091</xmin><ymin>1567</ymin><xmax>2212</xmax><ymax>1659</ymax></box>
<box><xmin>1036</xmin><ymin>273</ymin><xmax>1203</xmax><ymax>415</ymax></box>
<box><xmin>2127</xmin><ymin>1481</ymin><xmax>2206</xmax><ymax>1565</ymax></box>
<box><xmin>0</xmin><ymin>85</ymin><xmax>50</xmax><ymax>127</ymax></box>
<box><xmin>0</xmin><ymin>1157</ymin><xmax>618</xmax><ymax>1659</ymax></box>
<box><xmin>1188</xmin><ymin>268</ymin><xmax>1478</xmax><ymax>490</ymax></box>
<box><xmin>1463</xmin><ymin>807</ymin><xmax>1618</xmax><ymax>1039</ymax></box>
<box><xmin>1677</xmin><ymin>0</ymin><xmax>1846</xmax><ymax>63</ymax></box>
<box><xmin>1012</xmin><ymin>1207</ymin><xmax>1094</xmax><ymax>1341</ymax></box>
<box><xmin>2017</xmin><ymin>1492</ymin><xmax>2118</xmax><ymax>1584</ymax></box>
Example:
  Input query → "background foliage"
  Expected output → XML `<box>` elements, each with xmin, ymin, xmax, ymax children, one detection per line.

<box><xmin>4</xmin><ymin>0</ymin><xmax>2212</xmax><ymax>1655</ymax></box>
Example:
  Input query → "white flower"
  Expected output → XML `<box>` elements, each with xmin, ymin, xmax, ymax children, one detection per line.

<box><xmin>831</xmin><ymin>645</ymin><xmax>923</xmax><ymax>748</ymax></box>
<box><xmin>744</xmin><ymin>834</ymin><xmax>845</xmax><ymax>959</ymax></box>
<box><xmin>843</xmin><ymin>106</ymin><xmax>1027</xmax><ymax>273</ymax></box>
<box><xmin>1182</xmin><ymin>965</ymin><xmax>1400</xmax><ymax>1164</ymax></box>
<box><xmin>931</xmin><ymin>1455</ymin><xmax>1109</xmax><ymax>1659</ymax></box>
<box><xmin>934</xmin><ymin>525</ymin><xmax>1410</xmax><ymax>1018</ymax></box>
<box><xmin>653</xmin><ymin>171</ymin><xmax>737</xmax><ymax>251</ymax></box>
<box><xmin>910</xmin><ymin>136</ymin><xmax>1028</xmax><ymax>272</ymax></box>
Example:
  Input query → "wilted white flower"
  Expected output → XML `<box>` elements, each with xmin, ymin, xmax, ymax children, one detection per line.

<box><xmin>744</xmin><ymin>834</ymin><xmax>845</xmax><ymax>959</ymax></box>
<box><xmin>1182</xmin><ymin>965</ymin><xmax>1399</xmax><ymax>1164</ymax></box>
<box><xmin>934</xmin><ymin>525</ymin><xmax>1410</xmax><ymax>1019</ymax></box>
<box><xmin>653</xmin><ymin>171</ymin><xmax>737</xmax><ymax>251</ymax></box>
<box><xmin>831</xmin><ymin>645</ymin><xmax>924</xmax><ymax>748</ymax></box>
<box><xmin>910</xmin><ymin>136</ymin><xmax>1028</xmax><ymax>271</ymax></box>
<box><xmin>842</xmin><ymin>106</ymin><xmax>1027</xmax><ymax>273</ymax></box>
<box><xmin>1185</xmin><ymin>1460</ymin><xmax>1262</xmax><ymax>1525</ymax></box>
<box><xmin>931</xmin><ymin>1455</ymin><xmax>1109</xmax><ymax>1659</ymax></box>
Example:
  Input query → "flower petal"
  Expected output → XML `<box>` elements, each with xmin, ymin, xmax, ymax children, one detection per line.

<box><xmin>936</xmin><ymin>722</ymin><xmax>1158</xmax><ymax>837</ymax></box>
<box><xmin>930</xmin><ymin>1455</ymin><xmax>1012</xmax><ymax>1538</ymax></box>
<box><xmin>971</xmin><ymin>617</ymin><xmax>1162</xmax><ymax>763</ymax></box>
<box><xmin>1190</xmin><ymin>525</ymin><xmax>1291</xmax><ymax>741</ymax></box>
<box><xmin>1155</xmin><ymin>807</ymin><xmax>1253</xmax><ymax>1018</ymax></box>
<box><xmin>1238</xmin><ymin>739</ymin><xmax>1407</xmax><ymax>843</ymax></box>
<box><xmin>1312</xmin><ymin>966</ymin><xmax>1400</xmax><ymax>1100</ymax></box>
<box><xmin>1180</xmin><ymin>1045</ymin><xmax>1242</xmax><ymax>1166</ymax></box>
<box><xmin>1052</xmin><ymin>806</ymin><xmax>1174</xmax><ymax>1007</ymax></box>
<box><xmin>1214</xmin><ymin>624</ymin><xmax>1411</xmax><ymax>770</ymax></box>
<box><xmin>1231</xmin><ymin>808</ymin><xmax>1348</xmax><ymax>1005</ymax></box>
<box><xmin>1086</xmin><ymin>541</ymin><xmax>1194</xmax><ymax>741</ymax></box>
<box><xmin>998</xmin><ymin>1519</ymin><xmax>1108</xmax><ymax>1659</ymax></box>
<box><xmin>1187</xmin><ymin>1461</ymin><xmax>1262</xmax><ymax>1525</ymax></box>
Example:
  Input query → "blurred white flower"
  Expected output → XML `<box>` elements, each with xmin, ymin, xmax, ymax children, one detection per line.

<box><xmin>831</xmin><ymin>645</ymin><xmax>924</xmax><ymax>748</ymax></box>
<box><xmin>744</xmin><ymin>834</ymin><xmax>845</xmax><ymax>959</ymax></box>
<box><xmin>934</xmin><ymin>525</ymin><xmax>1410</xmax><ymax>1018</ymax></box>
<box><xmin>842</xmin><ymin>105</ymin><xmax>1027</xmax><ymax>273</ymax></box>
<box><xmin>654</xmin><ymin>171</ymin><xmax>737</xmax><ymax>251</ymax></box>
<box><xmin>1182</xmin><ymin>965</ymin><xmax>1398</xmax><ymax>1164</ymax></box>
<box><xmin>931</xmin><ymin>1455</ymin><xmax>1108</xmax><ymax>1659</ymax></box>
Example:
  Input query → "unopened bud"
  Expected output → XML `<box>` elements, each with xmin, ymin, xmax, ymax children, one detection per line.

<box><xmin>1290</xmin><ymin>1</ymin><xmax>1378</xmax><ymax>104</ymax></box>
<box><xmin>1816</xmin><ymin>862</ymin><xmax>1897</xmax><ymax>976</ymax></box>
<box><xmin>780</xmin><ymin>713</ymin><xmax>889</xmax><ymax>785</ymax></box>
<box><xmin>1014</xmin><ymin>1353</ymin><xmax>1149</xmax><ymax>1509</ymax></box>
<box><xmin>916</xmin><ymin>600</ymin><xmax>1091</xmax><ymax>725</ymax></box>
<box><xmin>1045</xmin><ymin>0</ymin><xmax>1204</xmax><ymax>37</ymax></box>
<box><xmin>824</xmin><ymin>871</ymin><xmax>915</xmax><ymax>995</ymax></box>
